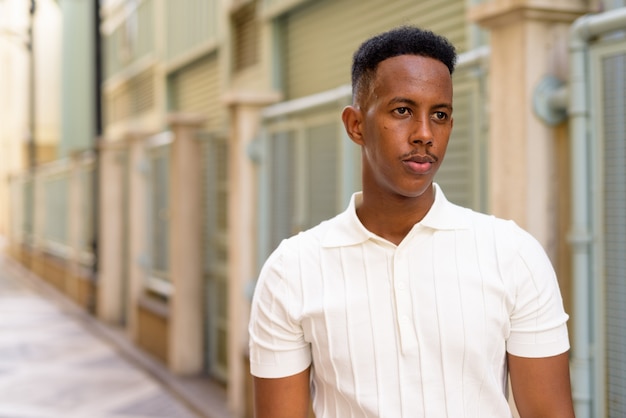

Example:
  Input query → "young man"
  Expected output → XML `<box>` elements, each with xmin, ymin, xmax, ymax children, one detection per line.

<box><xmin>249</xmin><ymin>26</ymin><xmax>574</xmax><ymax>417</ymax></box>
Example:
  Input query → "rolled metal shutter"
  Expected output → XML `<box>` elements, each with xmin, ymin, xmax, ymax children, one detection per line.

<box><xmin>282</xmin><ymin>0</ymin><xmax>467</xmax><ymax>100</ymax></box>
<box><xmin>169</xmin><ymin>54</ymin><xmax>223</xmax><ymax>130</ymax></box>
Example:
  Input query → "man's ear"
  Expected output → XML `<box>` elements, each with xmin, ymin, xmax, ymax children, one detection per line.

<box><xmin>341</xmin><ymin>105</ymin><xmax>364</xmax><ymax>146</ymax></box>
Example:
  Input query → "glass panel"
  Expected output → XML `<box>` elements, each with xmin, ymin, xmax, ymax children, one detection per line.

<box><xmin>79</xmin><ymin>165</ymin><xmax>95</xmax><ymax>259</ymax></box>
<box><xmin>150</xmin><ymin>148</ymin><xmax>170</xmax><ymax>276</ymax></box>
<box><xmin>104</xmin><ymin>0</ymin><xmax>155</xmax><ymax>79</ymax></box>
<box><xmin>44</xmin><ymin>176</ymin><xmax>69</xmax><ymax>246</ymax></box>
<box><xmin>217</xmin><ymin>327</ymin><xmax>228</xmax><ymax>368</ymax></box>
<box><xmin>23</xmin><ymin>178</ymin><xmax>34</xmax><ymax>243</ymax></box>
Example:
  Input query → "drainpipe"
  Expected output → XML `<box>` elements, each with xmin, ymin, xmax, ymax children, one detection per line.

<box><xmin>567</xmin><ymin>14</ymin><xmax>593</xmax><ymax>418</ymax></box>
<box><xmin>534</xmin><ymin>7</ymin><xmax>626</xmax><ymax>418</ymax></box>
<box><xmin>91</xmin><ymin>0</ymin><xmax>102</xmax><ymax>308</ymax></box>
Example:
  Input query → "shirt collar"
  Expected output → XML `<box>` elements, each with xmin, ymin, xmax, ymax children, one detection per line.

<box><xmin>322</xmin><ymin>183</ymin><xmax>470</xmax><ymax>248</ymax></box>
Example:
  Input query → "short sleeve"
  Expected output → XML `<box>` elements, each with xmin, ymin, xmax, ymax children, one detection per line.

<box><xmin>505</xmin><ymin>230</ymin><xmax>570</xmax><ymax>358</ymax></box>
<box><xmin>248</xmin><ymin>240</ymin><xmax>312</xmax><ymax>378</ymax></box>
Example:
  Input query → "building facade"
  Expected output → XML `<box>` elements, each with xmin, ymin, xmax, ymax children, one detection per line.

<box><xmin>0</xmin><ymin>0</ymin><xmax>62</xmax><ymax>237</ymax></box>
<box><xmin>4</xmin><ymin>0</ymin><xmax>626</xmax><ymax>417</ymax></box>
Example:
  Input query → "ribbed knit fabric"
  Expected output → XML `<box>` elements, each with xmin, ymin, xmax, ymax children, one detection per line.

<box><xmin>249</xmin><ymin>184</ymin><xmax>570</xmax><ymax>418</ymax></box>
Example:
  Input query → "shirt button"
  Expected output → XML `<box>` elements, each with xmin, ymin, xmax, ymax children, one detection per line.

<box><xmin>397</xmin><ymin>281</ymin><xmax>406</xmax><ymax>290</ymax></box>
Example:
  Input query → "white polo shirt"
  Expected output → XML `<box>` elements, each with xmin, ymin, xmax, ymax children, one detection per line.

<box><xmin>249</xmin><ymin>184</ymin><xmax>570</xmax><ymax>418</ymax></box>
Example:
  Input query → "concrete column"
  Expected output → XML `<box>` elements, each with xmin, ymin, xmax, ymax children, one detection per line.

<box><xmin>224</xmin><ymin>91</ymin><xmax>280</xmax><ymax>417</ymax></box>
<box><xmin>97</xmin><ymin>141</ymin><xmax>128</xmax><ymax>324</ymax></box>
<box><xmin>167</xmin><ymin>114</ymin><xmax>206</xmax><ymax>375</ymax></box>
<box><xmin>469</xmin><ymin>0</ymin><xmax>587</xmax><ymax>254</ymax></box>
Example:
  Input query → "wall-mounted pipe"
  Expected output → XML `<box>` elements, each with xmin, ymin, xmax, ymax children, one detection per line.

<box><xmin>566</xmin><ymin>7</ymin><xmax>626</xmax><ymax>418</ymax></box>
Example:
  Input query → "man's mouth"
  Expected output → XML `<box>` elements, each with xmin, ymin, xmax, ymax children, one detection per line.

<box><xmin>401</xmin><ymin>154</ymin><xmax>437</xmax><ymax>174</ymax></box>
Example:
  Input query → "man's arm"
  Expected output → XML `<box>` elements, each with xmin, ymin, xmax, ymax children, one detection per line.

<box><xmin>253</xmin><ymin>367</ymin><xmax>311</xmax><ymax>418</ymax></box>
<box><xmin>508</xmin><ymin>352</ymin><xmax>575</xmax><ymax>418</ymax></box>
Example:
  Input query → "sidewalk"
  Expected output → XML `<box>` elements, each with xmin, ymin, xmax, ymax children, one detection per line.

<box><xmin>0</xmin><ymin>249</ymin><xmax>228</xmax><ymax>418</ymax></box>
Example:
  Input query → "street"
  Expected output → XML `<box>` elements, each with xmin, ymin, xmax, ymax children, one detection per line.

<box><xmin>0</xmin><ymin>250</ymin><xmax>201</xmax><ymax>418</ymax></box>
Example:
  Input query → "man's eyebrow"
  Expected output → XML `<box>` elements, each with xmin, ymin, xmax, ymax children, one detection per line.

<box><xmin>388</xmin><ymin>97</ymin><xmax>417</xmax><ymax>106</ymax></box>
<box><xmin>435</xmin><ymin>103</ymin><xmax>453</xmax><ymax>111</ymax></box>
<box><xmin>388</xmin><ymin>97</ymin><xmax>453</xmax><ymax>111</ymax></box>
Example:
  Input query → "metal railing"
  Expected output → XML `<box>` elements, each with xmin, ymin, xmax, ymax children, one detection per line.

<box><xmin>8</xmin><ymin>151</ymin><xmax>96</xmax><ymax>268</ymax></box>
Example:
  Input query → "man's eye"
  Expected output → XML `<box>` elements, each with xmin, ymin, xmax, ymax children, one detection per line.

<box><xmin>395</xmin><ymin>107</ymin><xmax>411</xmax><ymax>115</ymax></box>
<box><xmin>434</xmin><ymin>111</ymin><xmax>448</xmax><ymax>120</ymax></box>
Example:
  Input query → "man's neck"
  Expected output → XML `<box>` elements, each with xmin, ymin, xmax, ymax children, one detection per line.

<box><xmin>356</xmin><ymin>186</ymin><xmax>435</xmax><ymax>245</ymax></box>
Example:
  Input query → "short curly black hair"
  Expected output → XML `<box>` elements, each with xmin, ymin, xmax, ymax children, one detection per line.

<box><xmin>351</xmin><ymin>26</ymin><xmax>457</xmax><ymax>105</ymax></box>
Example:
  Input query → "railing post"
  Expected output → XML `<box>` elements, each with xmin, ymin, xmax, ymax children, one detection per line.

<box><xmin>66</xmin><ymin>152</ymin><xmax>83</xmax><ymax>303</ymax></box>
<box><xmin>30</xmin><ymin>168</ymin><xmax>45</xmax><ymax>277</ymax></box>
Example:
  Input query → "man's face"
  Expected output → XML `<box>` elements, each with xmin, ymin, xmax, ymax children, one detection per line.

<box><xmin>356</xmin><ymin>54</ymin><xmax>453</xmax><ymax>201</ymax></box>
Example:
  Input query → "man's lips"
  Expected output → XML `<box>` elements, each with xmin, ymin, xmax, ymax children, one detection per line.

<box><xmin>402</xmin><ymin>155</ymin><xmax>436</xmax><ymax>174</ymax></box>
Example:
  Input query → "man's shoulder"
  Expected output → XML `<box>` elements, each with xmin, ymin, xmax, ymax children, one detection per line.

<box><xmin>448</xmin><ymin>202</ymin><xmax>533</xmax><ymax>245</ymax></box>
<box><xmin>453</xmin><ymin>204</ymin><xmax>547</xmax><ymax>264</ymax></box>
<box><xmin>281</xmin><ymin>214</ymin><xmax>342</xmax><ymax>250</ymax></box>
<box><xmin>446</xmin><ymin>201</ymin><xmax>513</xmax><ymax>230</ymax></box>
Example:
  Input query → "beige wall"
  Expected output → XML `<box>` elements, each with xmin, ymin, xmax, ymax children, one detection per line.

<box><xmin>0</xmin><ymin>0</ymin><xmax>61</xmax><ymax>238</ymax></box>
<box><xmin>0</xmin><ymin>0</ymin><xmax>29</xmax><ymax>238</ymax></box>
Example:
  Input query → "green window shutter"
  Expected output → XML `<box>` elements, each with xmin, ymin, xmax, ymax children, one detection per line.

<box><xmin>268</xmin><ymin>130</ymin><xmax>297</xmax><ymax>251</ymax></box>
<box><xmin>435</xmin><ymin>68</ymin><xmax>482</xmax><ymax>210</ymax></box>
<box><xmin>305</xmin><ymin>122</ymin><xmax>339</xmax><ymax>228</ymax></box>
<box><xmin>601</xmin><ymin>50</ymin><xmax>626</xmax><ymax>418</ymax></box>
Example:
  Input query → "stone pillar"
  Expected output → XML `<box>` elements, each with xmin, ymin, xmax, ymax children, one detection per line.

<box><xmin>97</xmin><ymin>141</ymin><xmax>128</xmax><ymax>324</ymax></box>
<box><xmin>469</xmin><ymin>0</ymin><xmax>587</xmax><ymax>254</ymax></box>
<box><xmin>224</xmin><ymin>91</ymin><xmax>281</xmax><ymax>417</ymax></box>
<box><xmin>167</xmin><ymin>114</ymin><xmax>206</xmax><ymax>375</ymax></box>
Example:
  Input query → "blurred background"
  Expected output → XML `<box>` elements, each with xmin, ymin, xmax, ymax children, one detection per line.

<box><xmin>0</xmin><ymin>0</ymin><xmax>625</xmax><ymax>417</ymax></box>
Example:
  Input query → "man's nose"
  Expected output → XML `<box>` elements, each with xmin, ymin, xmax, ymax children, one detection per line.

<box><xmin>410</xmin><ymin>118</ymin><xmax>434</xmax><ymax>146</ymax></box>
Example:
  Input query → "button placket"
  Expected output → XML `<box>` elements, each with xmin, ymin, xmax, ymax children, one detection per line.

<box><xmin>393</xmin><ymin>249</ymin><xmax>418</xmax><ymax>353</ymax></box>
